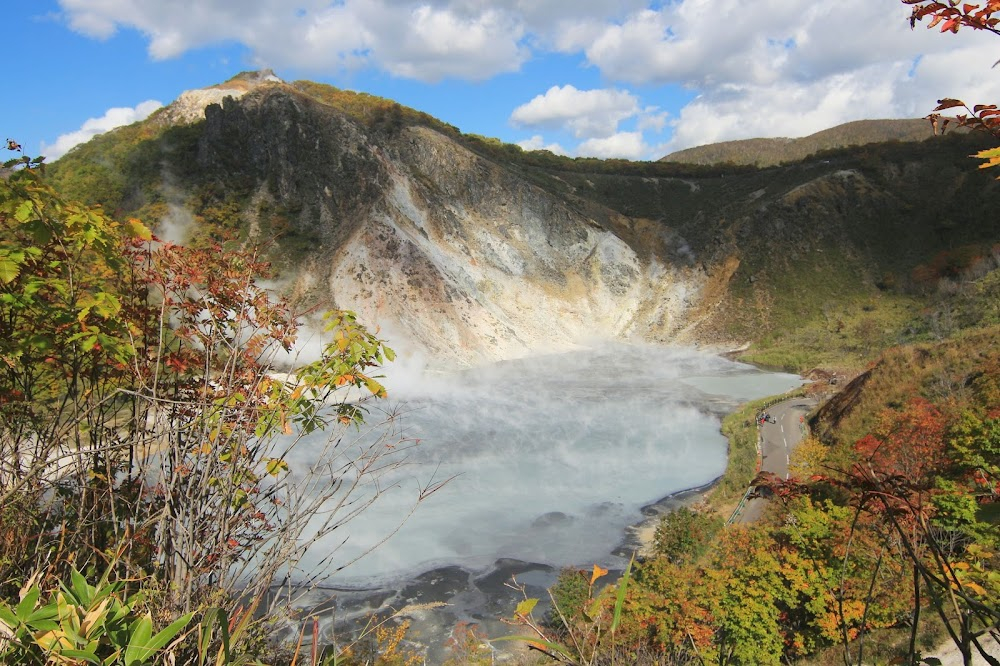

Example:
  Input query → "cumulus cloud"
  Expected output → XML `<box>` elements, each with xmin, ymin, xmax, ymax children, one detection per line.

<box><xmin>637</xmin><ymin>108</ymin><xmax>669</xmax><ymax>133</ymax></box>
<box><xmin>576</xmin><ymin>132</ymin><xmax>650</xmax><ymax>160</ymax></box>
<box><xmin>373</xmin><ymin>6</ymin><xmax>528</xmax><ymax>81</ymax></box>
<box><xmin>661</xmin><ymin>39</ymin><xmax>1000</xmax><ymax>152</ymax></box>
<box><xmin>581</xmin><ymin>1</ymin><xmax>930</xmax><ymax>88</ymax></box>
<box><xmin>664</xmin><ymin>72</ymin><xmax>893</xmax><ymax>153</ymax></box>
<box><xmin>41</xmin><ymin>100</ymin><xmax>163</xmax><ymax>160</ymax></box>
<box><xmin>577</xmin><ymin>0</ymin><xmax>1000</xmax><ymax>151</ymax></box>
<box><xmin>511</xmin><ymin>85</ymin><xmax>640</xmax><ymax>138</ymax></box>
<box><xmin>517</xmin><ymin>135</ymin><xmax>569</xmax><ymax>155</ymax></box>
<box><xmin>58</xmin><ymin>0</ymin><xmax>532</xmax><ymax>81</ymax></box>
<box><xmin>54</xmin><ymin>0</ymin><xmax>1000</xmax><ymax>154</ymax></box>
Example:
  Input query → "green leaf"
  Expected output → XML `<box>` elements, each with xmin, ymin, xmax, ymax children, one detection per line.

<box><xmin>70</xmin><ymin>567</ymin><xmax>92</xmax><ymax>605</ymax></box>
<box><xmin>28</xmin><ymin>618</ymin><xmax>60</xmax><ymax>632</ymax></box>
<box><xmin>15</xmin><ymin>585</ymin><xmax>40</xmax><ymax>621</ymax></box>
<box><xmin>80</xmin><ymin>334</ymin><xmax>100</xmax><ymax>353</ymax></box>
<box><xmin>25</xmin><ymin>218</ymin><xmax>52</xmax><ymax>244</ymax></box>
<box><xmin>515</xmin><ymin>598</ymin><xmax>538</xmax><ymax>617</ymax></box>
<box><xmin>25</xmin><ymin>600</ymin><xmax>59</xmax><ymax>625</ymax></box>
<box><xmin>123</xmin><ymin>218</ymin><xmax>153</xmax><ymax>241</ymax></box>
<box><xmin>0</xmin><ymin>603</ymin><xmax>18</xmax><ymax>626</ymax></box>
<box><xmin>265</xmin><ymin>458</ymin><xmax>289</xmax><ymax>477</ymax></box>
<box><xmin>124</xmin><ymin>613</ymin><xmax>153</xmax><ymax>665</ymax></box>
<box><xmin>196</xmin><ymin>607</ymin><xmax>232</xmax><ymax>666</ymax></box>
<box><xmin>610</xmin><ymin>555</ymin><xmax>633</xmax><ymax>634</ymax></box>
<box><xmin>141</xmin><ymin>612</ymin><xmax>193</xmax><ymax>655</ymax></box>
<box><xmin>59</xmin><ymin>648</ymin><xmax>101</xmax><ymax>664</ymax></box>
<box><xmin>14</xmin><ymin>200</ymin><xmax>34</xmax><ymax>222</ymax></box>
<box><xmin>363</xmin><ymin>376</ymin><xmax>386</xmax><ymax>398</ymax></box>
<box><xmin>0</xmin><ymin>251</ymin><xmax>23</xmax><ymax>284</ymax></box>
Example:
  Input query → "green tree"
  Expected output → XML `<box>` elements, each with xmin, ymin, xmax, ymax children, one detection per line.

<box><xmin>703</xmin><ymin>528</ymin><xmax>788</xmax><ymax>666</ymax></box>
<box><xmin>0</xmin><ymin>151</ymin><xmax>430</xmax><ymax>662</ymax></box>
<box><xmin>652</xmin><ymin>506</ymin><xmax>723</xmax><ymax>564</ymax></box>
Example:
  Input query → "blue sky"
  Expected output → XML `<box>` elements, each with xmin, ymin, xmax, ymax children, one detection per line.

<box><xmin>6</xmin><ymin>0</ymin><xmax>1000</xmax><ymax>162</ymax></box>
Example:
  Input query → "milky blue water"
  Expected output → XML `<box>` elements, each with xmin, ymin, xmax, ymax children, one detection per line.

<box><xmin>285</xmin><ymin>343</ymin><xmax>802</xmax><ymax>585</ymax></box>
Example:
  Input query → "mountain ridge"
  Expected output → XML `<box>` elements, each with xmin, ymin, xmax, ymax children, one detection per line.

<box><xmin>46</xmin><ymin>75</ymin><xmax>1000</xmax><ymax>370</ymax></box>
<box><xmin>660</xmin><ymin>118</ymin><xmax>939</xmax><ymax>167</ymax></box>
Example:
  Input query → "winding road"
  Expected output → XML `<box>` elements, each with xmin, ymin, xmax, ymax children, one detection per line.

<box><xmin>734</xmin><ymin>396</ymin><xmax>816</xmax><ymax>524</ymax></box>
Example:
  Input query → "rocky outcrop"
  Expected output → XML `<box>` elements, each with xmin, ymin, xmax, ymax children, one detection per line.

<box><xmin>51</xmin><ymin>76</ymin><xmax>1000</xmax><ymax>369</ymax></box>
<box><xmin>186</xmin><ymin>85</ymin><xmax>706</xmax><ymax>366</ymax></box>
<box><xmin>155</xmin><ymin>70</ymin><xmax>284</xmax><ymax>126</ymax></box>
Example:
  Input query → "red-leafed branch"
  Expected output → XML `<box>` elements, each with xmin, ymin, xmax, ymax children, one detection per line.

<box><xmin>905</xmin><ymin>0</ymin><xmax>1000</xmax><ymax>36</ymax></box>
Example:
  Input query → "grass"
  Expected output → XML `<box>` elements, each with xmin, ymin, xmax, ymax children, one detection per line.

<box><xmin>792</xmin><ymin>618</ymin><xmax>952</xmax><ymax>666</ymax></box>
<box><xmin>811</xmin><ymin>324</ymin><xmax>1000</xmax><ymax>447</ymax></box>
<box><xmin>737</xmin><ymin>292</ymin><xmax>926</xmax><ymax>373</ymax></box>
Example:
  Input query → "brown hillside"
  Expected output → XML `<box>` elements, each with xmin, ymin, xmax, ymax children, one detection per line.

<box><xmin>661</xmin><ymin>118</ymin><xmax>936</xmax><ymax>167</ymax></box>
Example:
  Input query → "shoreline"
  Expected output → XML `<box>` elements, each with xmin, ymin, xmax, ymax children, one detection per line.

<box><xmin>615</xmin><ymin>385</ymin><xmax>810</xmax><ymax>559</ymax></box>
<box><xmin>614</xmin><ymin>475</ymin><xmax>722</xmax><ymax>559</ymax></box>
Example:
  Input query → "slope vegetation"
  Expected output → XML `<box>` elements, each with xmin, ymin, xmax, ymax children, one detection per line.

<box><xmin>660</xmin><ymin>118</ymin><xmax>937</xmax><ymax>167</ymax></box>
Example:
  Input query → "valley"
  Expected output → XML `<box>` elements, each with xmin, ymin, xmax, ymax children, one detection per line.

<box><xmin>2</xmin><ymin>69</ymin><xmax>998</xmax><ymax>665</ymax></box>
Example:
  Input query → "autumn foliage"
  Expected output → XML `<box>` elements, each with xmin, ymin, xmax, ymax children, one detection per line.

<box><xmin>853</xmin><ymin>398</ymin><xmax>949</xmax><ymax>483</ymax></box>
<box><xmin>0</xmin><ymin>153</ymin><xmax>408</xmax><ymax>663</ymax></box>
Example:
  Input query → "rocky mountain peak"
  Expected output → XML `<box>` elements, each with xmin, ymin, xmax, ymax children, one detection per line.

<box><xmin>155</xmin><ymin>69</ymin><xmax>286</xmax><ymax>127</ymax></box>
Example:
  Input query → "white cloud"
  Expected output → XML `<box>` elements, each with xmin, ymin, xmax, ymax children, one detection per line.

<box><xmin>637</xmin><ymin>107</ymin><xmax>669</xmax><ymax>132</ymax></box>
<box><xmin>53</xmin><ymin>0</ymin><xmax>1000</xmax><ymax>155</ymax></box>
<box><xmin>41</xmin><ymin>100</ymin><xmax>163</xmax><ymax>160</ymax></box>
<box><xmin>662</xmin><ymin>37</ymin><xmax>1000</xmax><ymax>152</ymax></box>
<box><xmin>580</xmin><ymin>0</ymin><xmax>930</xmax><ymax>87</ymax></box>
<box><xmin>511</xmin><ymin>85</ymin><xmax>640</xmax><ymax>138</ymax></box>
<box><xmin>58</xmin><ymin>0</ymin><xmax>532</xmax><ymax>81</ymax></box>
<box><xmin>571</xmin><ymin>0</ymin><xmax>1000</xmax><ymax>152</ymax></box>
<box><xmin>373</xmin><ymin>5</ymin><xmax>528</xmax><ymax>81</ymax></box>
<box><xmin>517</xmin><ymin>135</ymin><xmax>568</xmax><ymax>155</ymax></box>
<box><xmin>576</xmin><ymin>132</ymin><xmax>650</xmax><ymax>160</ymax></box>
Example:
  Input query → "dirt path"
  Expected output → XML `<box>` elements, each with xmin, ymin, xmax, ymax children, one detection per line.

<box><xmin>930</xmin><ymin>634</ymin><xmax>1000</xmax><ymax>665</ymax></box>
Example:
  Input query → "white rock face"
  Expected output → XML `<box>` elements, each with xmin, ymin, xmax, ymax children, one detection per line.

<box><xmin>157</xmin><ymin>71</ymin><xmax>284</xmax><ymax>125</ymax></box>
<box><xmin>322</xmin><ymin>128</ymin><xmax>704</xmax><ymax>367</ymax></box>
<box><xmin>191</xmin><ymin>87</ymin><xmax>708</xmax><ymax>368</ymax></box>
<box><xmin>158</xmin><ymin>88</ymin><xmax>248</xmax><ymax>125</ymax></box>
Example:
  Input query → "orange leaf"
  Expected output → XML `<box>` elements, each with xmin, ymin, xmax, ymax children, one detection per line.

<box><xmin>934</xmin><ymin>98</ymin><xmax>966</xmax><ymax>111</ymax></box>
<box><xmin>590</xmin><ymin>564</ymin><xmax>609</xmax><ymax>586</ymax></box>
